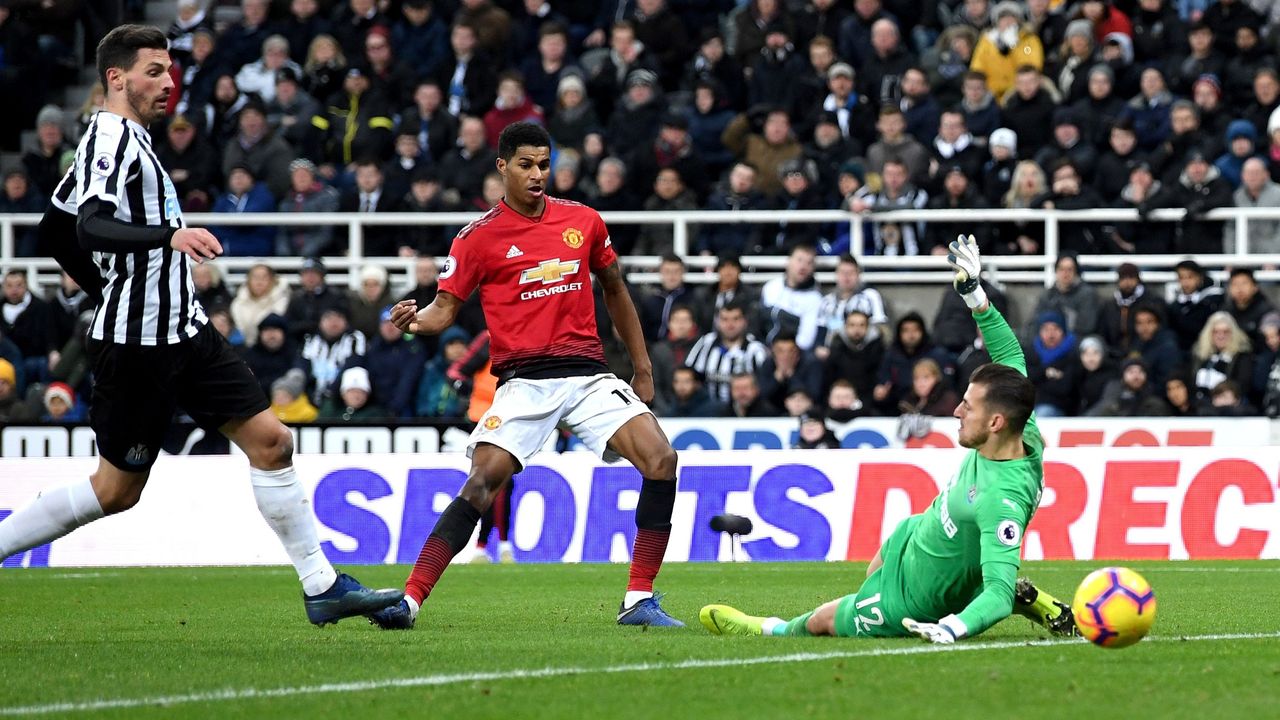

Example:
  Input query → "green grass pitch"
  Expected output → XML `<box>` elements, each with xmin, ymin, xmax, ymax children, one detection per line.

<box><xmin>1</xmin><ymin>561</ymin><xmax>1277</xmax><ymax>719</ymax></box>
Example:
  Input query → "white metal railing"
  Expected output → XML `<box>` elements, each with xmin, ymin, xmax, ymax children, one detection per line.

<box><xmin>5</xmin><ymin>207</ymin><xmax>1280</xmax><ymax>290</ymax></box>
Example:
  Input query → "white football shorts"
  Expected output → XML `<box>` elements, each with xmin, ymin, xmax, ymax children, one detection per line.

<box><xmin>468</xmin><ymin>373</ymin><xmax>653</xmax><ymax>469</ymax></box>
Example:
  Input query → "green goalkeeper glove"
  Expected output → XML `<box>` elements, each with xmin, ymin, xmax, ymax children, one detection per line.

<box><xmin>946</xmin><ymin>234</ymin><xmax>988</xmax><ymax>311</ymax></box>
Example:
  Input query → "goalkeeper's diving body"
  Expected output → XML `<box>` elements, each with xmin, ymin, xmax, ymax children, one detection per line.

<box><xmin>700</xmin><ymin>235</ymin><xmax>1076</xmax><ymax>643</ymax></box>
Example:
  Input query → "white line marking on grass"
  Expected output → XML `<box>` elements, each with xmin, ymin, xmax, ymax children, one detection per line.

<box><xmin>34</xmin><ymin>573</ymin><xmax>121</xmax><ymax>580</ymax></box>
<box><xmin>1133</xmin><ymin>567</ymin><xmax>1280</xmax><ymax>573</ymax></box>
<box><xmin>2</xmin><ymin>631</ymin><xmax>1276</xmax><ymax>716</ymax></box>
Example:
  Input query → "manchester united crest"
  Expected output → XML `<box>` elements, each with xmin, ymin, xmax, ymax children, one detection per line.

<box><xmin>562</xmin><ymin>227</ymin><xmax>584</xmax><ymax>249</ymax></box>
<box><xmin>483</xmin><ymin>416</ymin><xmax>502</xmax><ymax>430</ymax></box>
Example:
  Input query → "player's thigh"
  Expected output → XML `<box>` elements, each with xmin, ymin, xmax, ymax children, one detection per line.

<box><xmin>175</xmin><ymin>325</ymin><xmax>270</xmax><ymax>432</ymax></box>
<box><xmin>468</xmin><ymin>379</ymin><xmax>572</xmax><ymax>470</ymax></box>
<box><xmin>562</xmin><ymin>375</ymin><xmax>662</xmax><ymax>465</ymax></box>
<box><xmin>833</xmin><ymin>570</ymin><xmax>905</xmax><ymax>638</ymax></box>
<box><xmin>86</xmin><ymin>338</ymin><xmax>177</xmax><ymax>473</ymax></box>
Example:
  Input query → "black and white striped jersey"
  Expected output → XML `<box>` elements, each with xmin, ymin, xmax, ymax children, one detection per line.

<box><xmin>51</xmin><ymin>110</ymin><xmax>205</xmax><ymax>346</ymax></box>
<box><xmin>683</xmin><ymin>331</ymin><xmax>769</xmax><ymax>404</ymax></box>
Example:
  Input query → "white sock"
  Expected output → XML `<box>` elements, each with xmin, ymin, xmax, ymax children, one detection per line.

<box><xmin>250</xmin><ymin>466</ymin><xmax>337</xmax><ymax>596</ymax></box>
<box><xmin>623</xmin><ymin>590</ymin><xmax>653</xmax><ymax>609</ymax></box>
<box><xmin>0</xmin><ymin>478</ymin><xmax>104</xmax><ymax>559</ymax></box>
<box><xmin>499</xmin><ymin>541</ymin><xmax>513</xmax><ymax>554</ymax></box>
<box><xmin>761</xmin><ymin>617</ymin><xmax>785</xmax><ymax>636</ymax></box>
<box><xmin>405</xmin><ymin>595</ymin><xmax>420</xmax><ymax>619</ymax></box>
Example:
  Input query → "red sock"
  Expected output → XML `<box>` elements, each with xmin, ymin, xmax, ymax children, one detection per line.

<box><xmin>627</xmin><ymin>528</ymin><xmax>670</xmax><ymax>593</ymax></box>
<box><xmin>405</xmin><ymin>535</ymin><xmax>454</xmax><ymax>605</ymax></box>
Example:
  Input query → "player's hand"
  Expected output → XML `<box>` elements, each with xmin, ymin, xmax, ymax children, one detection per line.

<box><xmin>902</xmin><ymin>618</ymin><xmax>957</xmax><ymax>644</ymax></box>
<box><xmin>170</xmin><ymin>228</ymin><xmax>222</xmax><ymax>264</ymax></box>
<box><xmin>631</xmin><ymin>369</ymin><xmax>655</xmax><ymax>405</ymax></box>
<box><xmin>389</xmin><ymin>299</ymin><xmax>422</xmax><ymax>334</ymax></box>
<box><xmin>945</xmin><ymin>234</ymin><xmax>988</xmax><ymax>311</ymax></box>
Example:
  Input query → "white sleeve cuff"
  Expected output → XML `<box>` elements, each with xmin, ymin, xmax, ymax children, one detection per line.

<box><xmin>961</xmin><ymin>285</ymin><xmax>988</xmax><ymax>310</ymax></box>
<box><xmin>939</xmin><ymin>614</ymin><xmax>968</xmax><ymax>639</ymax></box>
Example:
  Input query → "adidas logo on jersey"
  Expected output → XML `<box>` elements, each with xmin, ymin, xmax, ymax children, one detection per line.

<box><xmin>506</xmin><ymin>245</ymin><xmax>524</xmax><ymax>258</ymax></box>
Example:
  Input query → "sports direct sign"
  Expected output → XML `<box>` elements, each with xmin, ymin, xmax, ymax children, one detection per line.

<box><xmin>3</xmin><ymin>448</ymin><xmax>1279</xmax><ymax>567</ymax></box>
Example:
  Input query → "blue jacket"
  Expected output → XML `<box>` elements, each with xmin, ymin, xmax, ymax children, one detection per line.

<box><xmin>212</xmin><ymin>183</ymin><xmax>277</xmax><ymax>256</ymax></box>
<box><xmin>353</xmin><ymin>335</ymin><xmax>424</xmax><ymax>418</ymax></box>
<box><xmin>1214</xmin><ymin>120</ymin><xmax>1262</xmax><ymax>189</ymax></box>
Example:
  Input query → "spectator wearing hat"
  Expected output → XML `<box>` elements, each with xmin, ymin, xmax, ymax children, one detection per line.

<box><xmin>399</xmin><ymin>80</ymin><xmax>458</xmax><ymax>164</ymax></box>
<box><xmin>222</xmin><ymin>99</ymin><xmax>295</xmax><ymax>200</ymax></box>
<box><xmin>688</xmin><ymin>78</ymin><xmax>737</xmax><ymax>178</ymax></box>
<box><xmin>1110</xmin><ymin>159</ymin><xmax>1175</xmax><ymax>253</ymax></box>
<box><xmin>20</xmin><ymin>104</ymin><xmax>72</xmax><ymax>197</ymax></box>
<box><xmin>1142</xmin><ymin>147</ymin><xmax>1233</xmax><ymax>254</ymax></box>
<box><xmin>349</xmin><ymin>305</ymin><xmax>424</xmax><ymax>419</ymax></box>
<box><xmin>1028</xmin><ymin>309</ymin><xmax>1083</xmax><ymax>417</ymax></box>
<box><xmin>586</xmin><ymin>21</ymin><xmax>658</xmax><ymax>122</ymax></box>
<box><xmin>1093</xmin><ymin>119</ymin><xmax>1144</xmax><ymax>202</ymax></box>
<box><xmin>270</xmin><ymin>368</ymin><xmax>319</xmax><ymax>424</ymax></box>
<box><xmin>1251</xmin><ymin>312</ymin><xmax>1280</xmax><ymax>413</ymax></box>
<box><xmin>1099</xmin><ymin>263</ymin><xmax>1168</xmax><ymax>357</ymax></box>
<box><xmin>859</xmin><ymin>19</ymin><xmax>915</xmax><ymax>109</ymax></box>
<box><xmin>1000</xmin><ymin>66</ymin><xmax>1058</xmax><ymax>160</ymax></box>
<box><xmin>626</xmin><ymin>111</ymin><xmax>710</xmax><ymax>202</ymax></box>
<box><xmin>682</xmin><ymin>29</ymin><xmax>746</xmax><ymax>112</ymax></box>
<box><xmin>1228</xmin><ymin>158</ymin><xmax>1280</xmax><ymax>253</ymax></box>
<box><xmin>277</xmin><ymin>0</ymin><xmax>331</xmax><ymax>65</ymax></box>
<box><xmin>873</xmin><ymin>312</ymin><xmax>954</xmax><ymax>413</ymax></box>
<box><xmin>605</xmin><ymin>68</ymin><xmax>664</xmax><ymax>157</ymax></box>
<box><xmin>1215</xmin><ymin>120</ymin><xmax>1265</xmax><ymax>190</ymax></box>
<box><xmin>1225</xmin><ymin>268</ymin><xmax>1276</xmax><ymax>347</ymax></box>
<box><xmin>236</xmin><ymin>35</ymin><xmax>303</xmax><ymax>103</ymax></box>
<box><xmin>285</xmin><ymin>258</ymin><xmax>349</xmax><ymax>342</ymax></box>
<box><xmin>924</xmin><ymin>163</ymin><xmax>990</xmax><ymax>255</ymax></box>
<box><xmin>805</xmin><ymin>112</ymin><xmax>861</xmax><ymax>195</ymax></box>
<box><xmin>722</xmin><ymin>106</ymin><xmax>803</xmax><ymax>196</ymax></box>
<box><xmin>393</xmin><ymin>0</ymin><xmax>449</xmax><ymax>81</ymax></box>
<box><xmin>1098</xmin><ymin>32</ymin><xmax>1140</xmax><ymax>104</ymax></box>
<box><xmin>517</xmin><ymin>21</ymin><xmax>573</xmax><ymax>113</ymax></box>
<box><xmin>1086</xmin><ymin>357</ymin><xmax>1171</xmax><ymax>416</ymax></box>
<box><xmin>811</xmin><ymin>61</ymin><xmax>877</xmax><ymax>149</ymax></box>
<box><xmin>1169</xmin><ymin>259</ymin><xmax>1224</xmax><ymax>351</ymax></box>
<box><xmin>981</xmin><ymin>127</ymin><xmax>1018</xmax><ymax>204</ymax></box>
<box><xmin>1121</xmin><ymin>67</ymin><xmax>1174</xmax><ymax>152</ymax></box>
<box><xmin>1035</xmin><ymin>109</ymin><xmax>1098</xmax><ymax>181</ymax></box>
<box><xmin>698</xmin><ymin>158</ymin><xmax>767</xmax><ymax>258</ymax></box>
<box><xmin>302</xmin><ymin>306</ymin><xmax>367</xmax><ymax>407</ymax></box>
<box><xmin>747</xmin><ymin>19</ymin><xmax>808</xmax><ymax>110</ymax></box>
<box><xmin>546</xmin><ymin>74</ymin><xmax>599</xmax><ymax>153</ymax></box>
<box><xmin>363</xmin><ymin>25</ymin><xmax>416</xmax><ymax>109</ymax></box>
<box><xmin>971</xmin><ymin>2</ymin><xmax>1045</xmax><ymax>100</ymax></box>
<box><xmin>1050</xmin><ymin>19</ymin><xmax>1096</xmax><ymax>103</ymax></box>
<box><xmin>1191</xmin><ymin>75</ymin><xmax>1230</xmax><ymax>145</ymax></box>
<box><xmin>231</xmin><ymin>264</ymin><xmax>291</xmax><ymax>348</ymax></box>
<box><xmin>1243</xmin><ymin>68</ymin><xmax>1280</xmax><ymax>146</ymax></box>
<box><xmin>266</xmin><ymin>67</ymin><xmax>320</xmax><ymax>149</ymax></box>
<box><xmin>1192</xmin><ymin>310</ymin><xmax>1255</xmax><ymax>403</ymax></box>
<box><xmin>40</xmin><ymin>381</ymin><xmax>82</xmax><ymax>422</ymax></box>
<box><xmin>0</xmin><ymin>170</ymin><xmax>47</xmax><ymax>256</ymax></box>
<box><xmin>0</xmin><ymin>358</ymin><xmax>37</xmax><ymax>423</ymax></box>
<box><xmin>277</xmin><ymin>158</ymin><xmax>340</xmax><ymax>257</ymax></box>
<box><xmin>212</xmin><ymin>165</ymin><xmax>277</xmax><ymax>256</ymax></box>
<box><xmin>346</xmin><ymin>265</ymin><xmax>395</xmax><ymax>340</ymax></box>
<box><xmin>1172</xmin><ymin>22</ymin><xmax>1224</xmax><ymax>96</ymax></box>
<box><xmin>398</xmin><ymin>170</ymin><xmax>448</xmax><ymax>255</ymax></box>
<box><xmin>1131</xmin><ymin>0</ymin><xmax>1187</xmax><ymax>65</ymax></box>
<box><xmin>415</xmin><ymin>326</ymin><xmax>473</xmax><ymax>418</ymax></box>
<box><xmin>922</xmin><ymin>24</ymin><xmax>979</xmax><ymax>110</ymax></box>
<box><xmin>1077</xmin><ymin>335</ymin><xmax>1117</xmax><ymax>414</ymax></box>
<box><xmin>312</xmin><ymin>62</ymin><xmax>396</xmax><ymax>167</ymax></box>
<box><xmin>793</xmin><ymin>408</ymin><xmax>840</xmax><ymax>449</ymax></box>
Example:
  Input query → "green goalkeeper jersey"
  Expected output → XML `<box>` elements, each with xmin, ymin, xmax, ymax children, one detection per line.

<box><xmin>898</xmin><ymin>304</ymin><xmax>1044</xmax><ymax>637</ymax></box>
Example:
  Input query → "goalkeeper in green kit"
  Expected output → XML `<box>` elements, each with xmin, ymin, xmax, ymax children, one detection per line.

<box><xmin>700</xmin><ymin>235</ymin><xmax>1077</xmax><ymax>643</ymax></box>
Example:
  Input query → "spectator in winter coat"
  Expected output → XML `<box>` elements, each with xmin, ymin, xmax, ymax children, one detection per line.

<box><xmin>230</xmin><ymin>264</ymin><xmax>290</xmax><ymax>347</ymax></box>
<box><xmin>1130</xmin><ymin>305</ymin><xmax>1183</xmax><ymax>389</ymax></box>
<box><xmin>1226</xmin><ymin>268</ymin><xmax>1276</xmax><ymax>347</ymax></box>
<box><xmin>970</xmin><ymin>2</ymin><xmax>1045</xmax><ymax>100</ymax></box>
<box><xmin>899</xmin><ymin>358</ymin><xmax>960</xmax><ymax>417</ymax></box>
<box><xmin>1029</xmin><ymin>310</ymin><xmax>1082</xmax><ymax>417</ymax></box>
<box><xmin>873</xmin><ymin>311</ymin><xmax>956</xmax><ymax>414</ymax></box>
<box><xmin>1192</xmin><ymin>311</ymin><xmax>1255</xmax><ymax>403</ymax></box>
<box><xmin>1214</xmin><ymin>120</ymin><xmax>1264</xmax><ymax>190</ymax></box>
<box><xmin>1122</xmin><ymin>67</ymin><xmax>1174</xmax><ymax>152</ymax></box>
<box><xmin>1143</xmin><ymin>148</ymin><xmax>1233</xmax><ymax>254</ymax></box>
<box><xmin>242</xmin><ymin>314</ymin><xmax>301</xmax><ymax>398</ymax></box>
<box><xmin>1168</xmin><ymin>259</ymin><xmax>1225</xmax><ymax>351</ymax></box>
<box><xmin>721</xmin><ymin>106</ymin><xmax>804</xmax><ymax>196</ymax></box>
<box><xmin>1099</xmin><ymin>262</ymin><xmax>1169</xmax><ymax>359</ymax></box>
<box><xmin>823</xmin><ymin>310</ymin><xmax>885</xmax><ymax>402</ymax></box>
<box><xmin>276</xmin><ymin>158</ymin><xmax>340</xmax><ymax>257</ymax></box>
<box><xmin>1077</xmin><ymin>336</ymin><xmax>1117</xmax><ymax>415</ymax></box>
<box><xmin>1087</xmin><ymin>357</ymin><xmax>1171</xmax><ymax>416</ymax></box>
<box><xmin>760</xmin><ymin>244</ymin><xmax>824</xmax><ymax>349</ymax></box>
<box><xmin>211</xmin><ymin>166</ymin><xmax>277</xmax><ymax>257</ymax></box>
<box><xmin>1227</xmin><ymin>158</ymin><xmax>1280</xmax><ymax>253</ymax></box>
<box><xmin>663</xmin><ymin>367</ymin><xmax>726</xmax><ymax>418</ymax></box>
<box><xmin>352</xmin><ymin>307</ymin><xmax>424</xmax><ymax>419</ymax></box>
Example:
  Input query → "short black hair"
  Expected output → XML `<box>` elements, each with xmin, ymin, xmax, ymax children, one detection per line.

<box><xmin>673</xmin><ymin>366</ymin><xmax>705</xmax><ymax>383</ymax></box>
<box><xmin>837</xmin><ymin>253</ymin><xmax>859</xmax><ymax>268</ymax></box>
<box><xmin>497</xmin><ymin>121</ymin><xmax>551</xmax><ymax>161</ymax></box>
<box><xmin>97</xmin><ymin>25</ymin><xmax>169</xmax><ymax>90</ymax></box>
<box><xmin>968</xmin><ymin>363</ymin><xmax>1036</xmax><ymax>435</ymax></box>
<box><xmin>1230</xmin><ymin>267</ymin><xmax>1256</xmax><ymax>283</ymax></box>
<box><xmin>719</xmin><ymin>300</ymin><xmax>746</xmax><ymax>316</ymax></box>
<box><xmin>659</xmin><ymin>253</ymin><xmax>684</xmax><ymax>267</ymax></box>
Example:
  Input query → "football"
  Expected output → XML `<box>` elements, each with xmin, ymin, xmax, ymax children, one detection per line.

<box><xmin>1072</xmin><ymin>567</ymin><xmax>1157</xmax><ymax>648</ymax></box>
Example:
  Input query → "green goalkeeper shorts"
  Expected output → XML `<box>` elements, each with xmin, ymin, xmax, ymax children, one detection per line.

<box><xmin>833</xmin><ymin>515</ymin><xmax>919</xmax><ymax>638</ymax></box>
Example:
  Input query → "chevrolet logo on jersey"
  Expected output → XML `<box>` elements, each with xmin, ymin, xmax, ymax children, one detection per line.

<box><xmin>520</xmin><ymin>259</ymin><xmax>581</xmax><ymax>285</ymax></box>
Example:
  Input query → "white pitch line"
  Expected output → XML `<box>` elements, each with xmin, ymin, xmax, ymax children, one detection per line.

<box><xmin>1</xmin><ymin>631</ymin><xmax>1277</xmax><ymax>717</ymax></box>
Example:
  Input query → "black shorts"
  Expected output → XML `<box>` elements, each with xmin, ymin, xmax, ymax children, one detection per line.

<box><xmin>86</xmin><ymin>323</ymin><xmax>270</xmax><ymax>471</ymax></box>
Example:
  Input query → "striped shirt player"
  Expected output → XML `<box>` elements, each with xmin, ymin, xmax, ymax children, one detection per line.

<box><xmin>50</xmin><ymin>110</ymin><xmax>206</xmax><ymax>345</ymax></box>
<box><xmin>5</xmin><ymin>24</ymin><xmax>403</xmax><ymax>628</ymax></box>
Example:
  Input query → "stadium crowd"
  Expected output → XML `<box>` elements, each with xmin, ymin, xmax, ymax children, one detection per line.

<box><xmin>4</xmin><ymin>0</ymin><xmax>1280</xmax><ymax>428</ymax></box>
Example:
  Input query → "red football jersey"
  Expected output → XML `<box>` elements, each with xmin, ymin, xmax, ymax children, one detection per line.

<box><xmin>438</xmin><ymin>197</ymin><xmax>618</xmax><ymax>376</ymax></box>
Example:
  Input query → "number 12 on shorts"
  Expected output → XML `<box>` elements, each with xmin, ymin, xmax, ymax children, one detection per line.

<box><xmin>854</xmin><ymin>593</ymin><xmax>884</xmax><ymax>634</ymax></box>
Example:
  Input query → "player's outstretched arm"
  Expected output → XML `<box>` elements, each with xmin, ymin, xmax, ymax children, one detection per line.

<box><xmin>946</xmin><ymin>234</ymin><xmax>1026</xmax><ymax>376</ymax></box>
<box><xmin>596</xmin><ymin>261</ymin><xmax>655</xmax><ymax>404</ymax></box>
<box><xmin>390</xmin><ymin>291</ymin><xmax>462</xmax><ymax>336</ymax></box>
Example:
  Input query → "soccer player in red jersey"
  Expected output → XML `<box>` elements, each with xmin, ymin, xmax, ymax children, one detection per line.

<box><xmin>372</xmin><ymin>122</ymin><xmax>683</xmax><ymax>629</ymax></box>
